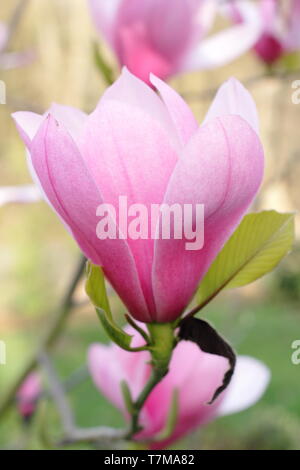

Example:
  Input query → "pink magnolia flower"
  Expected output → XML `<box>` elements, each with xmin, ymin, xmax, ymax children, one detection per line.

<box><xmin>228</xmin><ymin>0</ymin><xmax>300</xmax><ymax>64</ymax></box>
<box><xmin>16</xmin><ymin>372</ymin><xmax>41</xmax><ymax>420</ymax></box>
<box><xmin>88</xmin><ymin>0</ymin><xmax>262</xmax><ymax>84</ymax></box>
<box><xmin>88</xmin><ymin>329</ymin><xmax>270</xmax><ymax>449</ymax></box>
<box><xmin>12</xmin><ymin>69</ymin><xmax>264</xmax><ymax>323</ymax></box>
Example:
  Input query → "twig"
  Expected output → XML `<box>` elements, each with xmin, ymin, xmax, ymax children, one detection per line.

<box><xmin>0</xmin><ymin>255</ymin><xmax>86</xmax><ymax>417</ymax></box>
<box><xmin>125</xmin><ymin>366</ymin><xmax>168</xmax><ymax>440</ymax></box>
<box><xmin>63</xmin><ymin>365</ymin><xmax>90</xmax><ymax>392</ymax></box>
<box><xmin>39</xmin><ymin>351</ymin><xmax>74</xmax><ymax>434</ymax></box>
<box><xmin>125</xmin><ymin>323</ymin><xmax>175</xmax><ymax>439</ymax></box>
<box><xmin>39</xmin><ymin>351</ymin><xmax>126</xmax><ymax>445</ymax></box>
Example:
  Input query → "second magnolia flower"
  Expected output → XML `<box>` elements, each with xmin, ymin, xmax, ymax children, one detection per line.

<box><xmin>13</xmin><ymin>69</ymin><xmax>264</xmax><ymax>323</ymax></box>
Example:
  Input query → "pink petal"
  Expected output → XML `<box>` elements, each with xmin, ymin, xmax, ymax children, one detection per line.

<box><xmin>12</xmin><ymin>111</ymin><xmax>43</xmax><ymax>147</ymax></box>
<box><xmin>152</xmin><ymin>115</ymin><xmax>264</xmax><ymax>322</ymax></box>
<box><xmin>117</xmin><ymin>23</ymin><xmax>172</xmax><ymax>84</ymax></box>
<box><xmin>217</xmin><ymin>356</ymin><xmax>270</xmax><ymax>416</ymax></box>
<box><xmin>88</xmin><ymin>344</ymin><xmax>125</xmax><ymax>410</ymax></box>
<box><xmin>115</xmin><ymin>0</ymin><xmax>197</xmax><ymax>64</ymax></box>
<box><xmin>254</xmin><ymin>33</ymin><xmax>284</xmax><ymax>64</ymax></box>
<box><xmin>283</xmin><ymin>0</ymin><xmax>300</xmax><ymax>51</ymax></box>
<box><xmin>182</xmin><ymin>1</ymin><xmax>262</xmax><ymax>70</ymax></box>
<box><xmin>259</xmin><ymin>0</ymin><xmax>278</xmax><ymax>30</ymax></box>
<box><xmin>48</xmin><ymin>103</ymin><xmax>87</xmax><ymax>147</ymax></box>
<box><xmin>88</xmin><ymin>0</ymin><xmax>122</xmax><ymax>47</ymax></box>
<box><xmin>16</xmin><ymin>372</ymin><xmax>41</xmax><ymax>418</ymax></box>
<box><xmin>150</xmin><ymin>74</ymin><xmax>198</xmax><ymax>145</ymax></box>
<box><xmin>138</xmin><ymin>341</ymin><xmax>229</xmax><ymax>446</ymax></box>
<box><xmin>88</xmin><ymin>334</ymin><xmax>150</xmax><ymax>407</ymax></box>
<box><xmin>17</xmin><ymin>373</ymin><xmax>41</xmax><ymax>402</ymax></box>
<box><xmin>12</xmin><ymin>112</ymin><xmax>54</xmax><ymax>211</ymax></box>
<box><xmin>100</xmin><ymin>68</ymin><xmax>180</xmax><ymax>149</ymax></box>
<box><xmin>203</xmin><ymin>77</ymin><xmax>259</xmax><ymax>134</ymax></box>
<box><xmin>30</xmin><ymin>114</ymin><xmax>150</xmax><ymax>322</ymax></box>
<box><xmin>83</xmin><ymin>98</ymin><xmax>178</xmax><ymax>319</ymax></box>
<box><xmin>12</xmin><ymin>108</ymin><xmax>87</xmax><ymax>224</ymax></box>
<box><xmin>13</xmin><ymin>105</ymin><xmax>87</xmax><ymax>149</ymax></box>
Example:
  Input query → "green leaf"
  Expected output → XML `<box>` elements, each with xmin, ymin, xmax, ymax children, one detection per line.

<box><xmin>153</xmin><ymin>389</ymin><xmax>179</xmax><ymax>442</ymax></box>
<box><xmin>93</xmin><ymin>42</ymin><xmax>114</xmax><ymax>86</ymax></box>
<box><xmin>120</xmin><ymin>380</ymin><xmax>134</xmax><ymax>414</ymax></box>
<box><xmin>96</xmin><ymin>306</ymin><xmax>133</xmax><ymax>351</ymax></box>
<box><xmin>85</xmin><ymin>262</ymin><xmax>133</xmax><ymax>350</ymax></box>
<box><xmin>85</xmin><ymin>262</ymin><xmax>111</xmax><ymax>315</ymax></box>
<box><xmin>198</xmin><ymin>211</ymin><xmax>295</xmax><ymax>306</ymax></box>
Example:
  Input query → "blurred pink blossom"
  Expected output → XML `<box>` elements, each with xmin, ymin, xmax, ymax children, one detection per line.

<box><xmin>88</xmin><ymin>328</ymin><xmax>270</xmax><ymax>449</ymax></box>
<box><xmin>16</xmin><ymin>372</ymin><xmax>41</xmax><ymax>420</ymax></box>
<box><xmin>227</xmin><ymin>0</ymin><xmax>300</xmax><ymax>64</ymax></box>
<box><xmin>88</xmin><ymin>0</ymin><xmax>262</xmax><ymax>84</ymax></box>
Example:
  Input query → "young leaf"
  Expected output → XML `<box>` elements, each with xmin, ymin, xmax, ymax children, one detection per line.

<box><xmin>93</xmin><ymin>42</ymin><xmax>114</xmax><ymax>86</ymax></box>
<box><xmin>197</xmin><ymin>210</ymin><xmax>295</xmax><ymax>307</ymax></box>
<box><xmin>96</xmin><ymin>306</ymin><xmax>133</xmax><ymax>351</ymax></box>
<box><xmin>85</xmin><ymin>262</ymin><xmax>133</xmax><ymax>350</ymax></box>
<box><xmin>85</xmin><ymin>262</ymin><xmax>112</xmax><ymax>316</ymax></box>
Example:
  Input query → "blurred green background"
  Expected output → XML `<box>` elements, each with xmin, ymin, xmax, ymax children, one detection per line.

<box><xmin>0</xmin><ymin>0</ymin><xmax>300</xmax><ymax>450</ymax></box>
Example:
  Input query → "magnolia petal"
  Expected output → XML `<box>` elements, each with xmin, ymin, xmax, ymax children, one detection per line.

<box><xmin>30</xmin><ymin>115</ymin><xmax>150</xmax><ymax>321</ymax></box>
<box><xmin>84</xmin><ymin>99</ymin><xmax>178</xmax><ymax>318</ymax></box>
<box><xmin>12</xmin><ymin>111</ymin><xmax>43</xmax><ymax>147</ymax></box>
<box><xmin>88</xmin><ymin>344</ymin><xmax>125</xmax><ymax>410</ymax></box>
<box><xmin>115</xmin><ymin>0</ymin><xmax>196</xmax><ymax>63</ymax></box>
<box><xmin>152</xmin><ymin>115</ymin><xmax>264</xmax><ymax>322</ymax></box>
<box><xmin>100</xmin><ymin>68</ymin><xmax>180</xmax><ymax>149</ymax></box>
<box><xmin>48</xmin><ymin>103</ymin><xmax>87</xmax><ymax>146</ymax></box>
<box><xmin>182</xmin><ymin>1</ymin><xmax>262</xmax><ymax>70</ymax></box>
<box><xmin>203</xmin><ymin>77</ymin><xmax>259</xmax><ymax>134</ymax></box>
<box><xmin>217</xmin><ymin>356</ymin><xmax>271</xmax><ymax>416</ymax></box>
<box><xmin>138</xmin><ymin>340</ymin><xmax>229</xmax><ymax>446</ymax></box>
<box><xmin>150</xmin><ymin>73</ymin><xmax>198</xmax><ymax>145</ymax></box>
<box><xmin>284</xmin><ymin>0</ymin><xmax>300</xmax><ymax>51</ymax></box>
<box><xmin>88</xmin><ymin>0</ymin><xmax>122</xmax><ymax>47</ymax></box>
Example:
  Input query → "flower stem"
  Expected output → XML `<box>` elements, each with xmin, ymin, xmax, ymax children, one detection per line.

<box><xmin>125</xmin><ymin>322</ymin><xmax>176</xmax><ymax>440</ymax></box>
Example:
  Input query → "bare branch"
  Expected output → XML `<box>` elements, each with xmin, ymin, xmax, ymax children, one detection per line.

<box><xmin>0</xmin><ymin>255</ymin><xmax>86</xmax><ymax>417</ymax></box>
<box><xmin>39</xmin><ymin>351</ymin><xmax>127</xmax><ymax>446</ymax></box>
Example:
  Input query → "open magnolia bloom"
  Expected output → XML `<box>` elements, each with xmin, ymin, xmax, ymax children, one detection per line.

<box><xmin>88</xmin><ymin>0</ymin><xmax>262</xmax><ymax>84</ymax></box>
<box><xmin>88</xmin><ymin>328</ymin><xmax>270</xmax><ymax>449</ymax></box>
<box><xmin>226</xmin><ymin>0</ymin><xmax>300</xmax><ymax>64</ymax></box>
<box><xmin>13</xmin><ymin>68</ymin><xmax>264</xmax><ymax>324</ymax></box>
